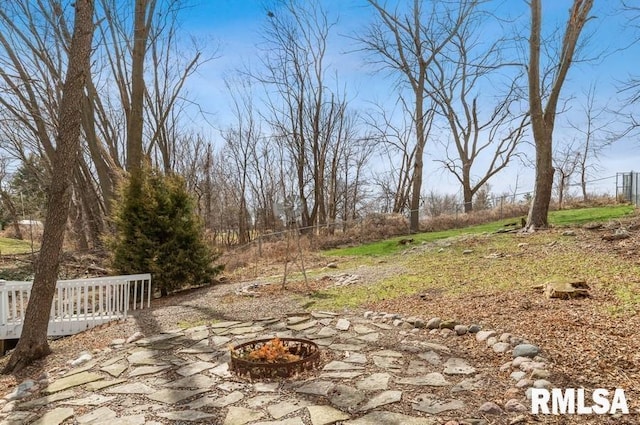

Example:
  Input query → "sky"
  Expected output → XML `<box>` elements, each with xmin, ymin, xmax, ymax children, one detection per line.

<box><xmin>176</xmin><ymin>0</ymin><xmax>640</xmax><ymax>200</ymax></box>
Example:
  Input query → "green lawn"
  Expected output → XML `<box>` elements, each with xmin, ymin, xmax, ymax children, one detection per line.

<box><xmin>0</xmin><ymin>237</ymin><xmax>34</xmax><ymax>254</ymax></box>
<box><xmin>549</xmin><ymin>205</ymin><xmax>635</xmax><ymax>225</ymax></box>
<box><xmin>310</xmin><ymin>229</ymin><xmax>640</xmax><ymax>315</ymax></box>
<box><xmin>310</xmin><ymin>204</ymin><xmax>640</xmax><ymax>313</ymax></box>
<box><xmin>326</xmin><ymin>204</ymin><xmax>636</xmax><ymax>257</ymax></box>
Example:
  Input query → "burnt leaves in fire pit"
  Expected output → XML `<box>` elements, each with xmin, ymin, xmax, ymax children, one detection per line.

<box><xmin>229</xmin><ymin>337</ymin><xmax>320</xmax><ymax>379</ymax></box>
<box><xmin>244</xmin><ymin>338</ymin><xmax>299</xmax><ymax>363</ymax></box>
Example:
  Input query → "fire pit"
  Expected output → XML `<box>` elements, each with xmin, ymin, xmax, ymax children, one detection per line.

<box><xmin>229</xmin><ymin>337</ymin><xmax>320</xmax><ymax>379</ymax></box>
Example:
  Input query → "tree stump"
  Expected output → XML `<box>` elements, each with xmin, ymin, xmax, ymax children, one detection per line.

<box><xmin>535</xmin><ymin>280</ymin><xmax>590</xmax><ymax>299</ymax></box>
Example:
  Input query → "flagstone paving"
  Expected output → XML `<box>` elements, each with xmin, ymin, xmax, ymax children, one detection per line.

<box><xmin>0</xmin><ymin>311</ymin><xmax>548</xmax><ymax>425</ymax></box>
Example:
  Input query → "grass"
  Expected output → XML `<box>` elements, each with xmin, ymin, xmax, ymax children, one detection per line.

<box><xmin>0</xmin><ymin>237</ymin><xmax>34</xmax><ymax>255</ymax></box>
<box><xmin>324</xmin><ymin>219</ymin><xmax>518</xmax><ymax>257</ymax></box>
<box><xmin>326</xmin><ymin>204</ymin><xmax>636</xmax><ymax>257</ymax></box>
<box><xmin>549</xmin><ymin>204</ymin><xmax>635</xmax><ymax>226</ymax></box>
<box><xmin>307</xmin><ymin>205</ymin><xmax>640</xmax><ymax>313</ymax></box>
<box><xmin>311</xmin><ymin>230</ymin><xmax>640</xmax><ymax>313</ymax></box>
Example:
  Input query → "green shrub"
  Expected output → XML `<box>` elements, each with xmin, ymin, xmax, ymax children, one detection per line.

<box><xmin>108</xmin><ymin>167</ymin><xmax>221</xmax><ymax>296</ymax></box>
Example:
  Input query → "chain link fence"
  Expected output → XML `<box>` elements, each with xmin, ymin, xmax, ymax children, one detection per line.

<box><xmin>617</xmin><ymin>172</ymin><xmax>640</xmax><ymax>207</ymax></box>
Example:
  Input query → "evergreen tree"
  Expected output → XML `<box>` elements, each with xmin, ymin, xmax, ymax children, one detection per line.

<box><xmin>109</xmin><ymin>167</ymin><xmax>221</xmax><ymax>296</ymax></box>
<box><xmin>7</xmin><ymin>155</ymin><xmax>49</xmax><ymax>219</ymax></box>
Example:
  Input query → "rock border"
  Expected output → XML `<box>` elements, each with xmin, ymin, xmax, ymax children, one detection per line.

<box><xmin>363</xmin><ymin>310</ymin><xmax>552</xmax><ymax>418</ymax></box>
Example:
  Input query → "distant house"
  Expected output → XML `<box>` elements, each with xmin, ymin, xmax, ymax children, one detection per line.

<box><xmin>18</xmin><ymin>220</ymin><xmax>43</xmax><ymax>228</ymax></box>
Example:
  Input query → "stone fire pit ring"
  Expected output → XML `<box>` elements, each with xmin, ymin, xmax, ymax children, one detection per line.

<box><xmin>229</xmin><ymin>337</ymin><xmax>320</xmax><ymax>379</ymax></box>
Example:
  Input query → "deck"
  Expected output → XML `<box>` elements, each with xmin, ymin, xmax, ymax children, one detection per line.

<box><xmin>0</xmin><ymin>274</ymin><xmax>151</xmax><ymax>340</ymax></box>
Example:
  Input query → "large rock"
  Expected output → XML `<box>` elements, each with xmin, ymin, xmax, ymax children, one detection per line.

<box><xmin>223</xmin><ymin>407</ymin><xmax>264</xmax><ymax>425</ymax></box>
<box><xmin>504</xmin><ymin>399</ymin><xmax>528</xmax><ymax>412</ymax></box>
<box><xmin>439</xmin><ymin>320</ymin><xmax>457</xmax><ymax>330</ymax></box>
<box><xmin>327</xmin><ymin>384</ymin><xmax>365</xmax><ymax>409</ymax></box>
<box><xmin>426</xmin><ymin>318</ymin><xmax>441</xmax><ymax>329</ymax></box>
<box><xmin>412</xmin><ymin>394</ymin><xmax>465</xmax><ymax>414</ymax></box>
<box><xmin>468</xmin><ymin>324</ymin><xmax>482</xmax><ymax>333</ymax></box>
<box><xmin>478</xmin><ymin>401</ymin><xmax>503</xmax><ymax>415</ymax></box>
<box><xmin>356</xmin><ymin>373</ymin><xmax>391</xmax><ymax>391</ymax></box>
<box><xmin>335</xmin><ymin>319</ymin><xmax>351</xmax><ymax>331</ymax></box>
<box><xmin>454</xmin><ymin>325</ymin><xmax>468</xmax><ymax>335</ymax></box>
<box><xmin>512</xmin><ymin>344</ymin><xmax>540</xmax><ymax>359</ymax></box>
<box><xmin>492</xmin><ymin>342</ymin><xmax>510</xmax><ymax>354</ymax></box>
<box><xmin>443</xmin><ymin>358</ymin><xmax>476</xmax><ymax>375</ymax></box>
<box><xmin>31</xmin><ymin>408</ymin><xmax>74</xmax><ymax>425</ymax></box>
<box><xmin>475</xmin><ymin>330</ymin><xmax>496</xmax><ymax>342</ymax></box>
<box><xmin>359</xmin><ymin>391</ymin><xmax>402</xmax><ymax>411</ymax></box>
<box><xmin>307</xmin><ymin>405</ymin><xmax>350</xmax><ymax>425</ymax></box>
<box><xmin>45</xmin><ymin>372</ymin><xmax>103</xmax><ymax>394</ymax></box>
<box><xmin>4</xmin><ymin>379</ymin><xmax>36</xmax><ymax>400</ymax></box>
<box><xmin>395</xmin><ymin>373</ymin><xmax>449</xmax><ymax>386</ymax></box>
<box><xmin>542</xmin><ymin>280</ymin><xmax>590</xmax><ymax>299</ymax></box>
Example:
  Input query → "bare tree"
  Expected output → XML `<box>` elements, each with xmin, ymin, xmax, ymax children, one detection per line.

<box><xmin>258</xmin><ymin>0</ymin><xmax>354</xmax><ymax>232</ymax></box>
<box><xmin>126</xmin><ymin>0</ymin><xmax>155</xmax><ymax>176</ymax></box>
<box><xmin>359</xmin><ymin>0</ymin><xmax>479</xmax><ymax>232</ymax></box>
<box><xmin>473</xmin><ymin>184</ymin><xmax>492</xmax><ymax>211</ymax></box>
<box><xmin>248</xmin><ymin>137</ymin><xmax>282</xmax><ymax>232</ymax></box>
<box><xmin>619</xmin><ymin>1</ymin><xmax>640</xmax><ymax>132</ymax></box>
<box><xmin>424</xmin><ymin>191</ymin><xmax>458</xmax><ymax>217</ymax></box>
<box><xmin>3</xmin><ymin>0</ymin><xmax>94</xmax><ymax>373</ymax></box>
<box><xmin>339</xmin><ymin>135</ymin><xmax>374</xmax><ymax>229</ymax></box>
<box><xmin>553</xmin><ymin>140</ymin><xmax>581</xmax><ymax>209</ymax></box>
<box><xmin>427</xmin><ymin>7</ymin><xmax>528</xmax><ymax>212</ymax></box>
<box><xmin>222</xmin><ymin>77</ymin><xmax>262</xmax><ymax>245</ymax></box>
<box><xmin>366</xmin><ymin>102</ymin><xmax>422</xmax><ymax>215</ymax></box>
<box><xmin>567</xmin><ymin>84</ymin><xmax>613</xmax><ymax>201</ymax></box>
<box><xmin>525</xmin><ymin>0</ymin><xmax>594</xmax><ymax>229</ymax></box>
<box><xmin>143</xmin><ymin>8</ymin><xmax>213</xmax><ymax>173</ymax></box>
<box><xmin>0</xmin><ymin>0</ymin><xmax>205</xmax><ymax>248</ymax></box>
<box><xmin>0</xmin><ymin>2</ymin><xmax>105</xmax><ymax>248</ymax></box>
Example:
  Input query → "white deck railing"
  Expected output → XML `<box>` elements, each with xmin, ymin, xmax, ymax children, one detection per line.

<box><xmin>0</xmin><ymin>274</ymin><xmax>151</xmax><ymax>339</ymax></box>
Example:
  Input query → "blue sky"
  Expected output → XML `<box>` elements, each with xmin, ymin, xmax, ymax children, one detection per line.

<box><xmin>178</xmin><ymin>0</ymin><xmax>640</xmax><ymax>198</ymax></box>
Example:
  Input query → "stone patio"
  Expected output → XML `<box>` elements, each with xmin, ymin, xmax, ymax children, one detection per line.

<box><xmin>0</xmin><ymin>311</ymin><xmax>543</xmax><ymax>425</ymax></box>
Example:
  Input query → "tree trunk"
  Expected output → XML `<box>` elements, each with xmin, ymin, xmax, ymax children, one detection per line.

<box><xmin>82</xmin><ymin>83</ymin><xmax>117</xmax><ymax>214</ymax></box>
<box><xmin>525</xmin><ymin>0</ymin><xmax>593</xmax><ymax>229</ymax></box>
<box><xmin>581</xmin><ymin>169</ymin><xmax>588</xmax><ymax>202</ymax></box>
<box><xmin>409</xmin><ymin>145</ymin><xmax>423</xmax><ymax>233</ymax></box>
<box><xmin>126</xmin><ymin>0</ymin><xmax>150</xmax><ymax>176</ymax></box>
<box><xmin>558</xmin><ymin>174</ymin><xmax>565</xmax><ymax>210</ymax></box>
<box><xmin>2</xmin><ymin>0</ymin><xmax>94</xmax><ymax>374</ymax></box>
<box><xmin>526</xmin><ymin>132</ymin><xmax>554</xmax><ymax>229</ymax></box>
<box><xmin>410</xmin><ymin>84</ymin><xmax>426</xmax><ymax>234</ymax></box>
<box><xmin>76</xmin><ymin>161</ymin><xmax>105</xmax><ymax>248</ymax></box>
<box><xmin>238</xmin><ymin>195</ymin><xmax>249</xmax><ymax>245</ymax></box>
<box><xmin>70</xmin><ymin>198</ymin><xmax>90</xmax><ymax>252</ymax></box>
<box><xmin>463</xmin><ymin>185</ymin><xmax>473</xmax><ymax>213</ymax></box>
